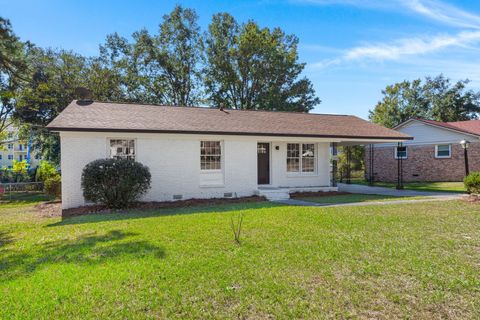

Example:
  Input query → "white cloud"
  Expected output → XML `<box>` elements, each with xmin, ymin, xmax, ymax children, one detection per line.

<box><xmin>294</xmin><ymin>0</ymin><xmax>480</xmax><ymax>29</ymax></box>
<box><xmin>304</xmin><ymin>0</ymin><xmax>480</xmax><ymax>69</ymax></box>
<box><xmin>311</xmin><ymin>30</ymin><xmax>480</xmax><ymax>69</ymax></box>
<box><xmin>403</xmin><ymin>0</ymin><xmax>480</xmax><ymax>29</ymax></box>
<box><xmin>344</xmin><ymin>30</ymin><xmax>480</xmax><ymax>61</ymax></box>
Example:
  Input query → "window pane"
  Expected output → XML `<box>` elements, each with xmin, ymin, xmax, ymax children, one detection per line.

<box><xmin>287</xmin><ymin>143</ymin><xmax>300</xmax><ymax>158</ymax></box>
<box><xmin>110</xmin><ymin>139</ymin><xmax>135</xmax><ymax>160</ymax></box>
<box><xmin>287</xmin><ymin>158</ymin><xmax>300</xmax><ymax>172</ymax></box>
<box><xmin>396</xmin><ymin>146</ymin><xmax>407</xmax><ymax>158</ymax></box>
<box><xmin>287</xmin><ymin>143</ymin><xmax>300</xmax><ymax>172</ymax></box>
<box><xmin>302</xmin><ymin>158</ymin><xmax>315</xmax><ymax>172</ymax></box>
<box><xmin>200</xmin><ymin>141</ymin><xmax>221</xmax><ymax>170</ymax></box>
<box><xmin>302</xmin><ymin>144</ymin><xmax>315</xmax><ymax>158</ymax></box>
<box><xmin>437</xmin><ymin>144</ymin><xmax>450</xmax><ymax>157</ymax></box>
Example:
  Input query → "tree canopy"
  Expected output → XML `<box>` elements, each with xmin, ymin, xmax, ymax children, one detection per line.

<box><xmin>204</xmin><ymin>13</ymin><xmax>320</xmax><ymax>111</ymax></box>
<box><xmin>2</xmin><ymin>6</ymin><xmax>322</xmax><ymax>164</ymax></box>
<box><xmin>369</xmin><ymin>75</ymin><xmax>480</xmax><ymax>128</ymax></box>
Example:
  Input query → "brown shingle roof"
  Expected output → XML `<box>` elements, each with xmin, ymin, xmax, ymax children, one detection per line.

<box><xmin>47</xmin><ymin>100</ymin><xmax>412</xmax><ymax>140</ymax></box>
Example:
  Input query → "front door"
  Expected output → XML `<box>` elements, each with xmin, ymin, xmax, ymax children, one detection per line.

<box><xmin>257</xmin><ymin>143</ymin><xmax>270</xmax><ymax>185</ymax></box>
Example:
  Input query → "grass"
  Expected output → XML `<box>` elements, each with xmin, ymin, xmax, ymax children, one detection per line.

<box><xmin>294</xmin><ymin>193</ymin><xmax>426</xmax><ymax>204</ymax></box>
<box><xmin>351</xmin><ymin>179</ymin><xmax>466</xmax><ymax>193</ymax></box>
<box><xmin>1</xmin><ymin>198</ymin><xmax>480</xmax><ymax>318</ymax></box>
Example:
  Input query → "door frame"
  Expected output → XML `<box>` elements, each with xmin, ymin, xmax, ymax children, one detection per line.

<box><xmin>257</xmin><ymin>142</ymin><xmax>272</xmax><ymax>185</ymax></box>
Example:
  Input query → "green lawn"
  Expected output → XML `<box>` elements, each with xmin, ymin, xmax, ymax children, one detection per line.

<box><xmin>293</xmin><ymin>193</ymin><xmax>426</xmax><ymax>204</ymax></box>
<box><xmin>1</xmin><ymin>198</ymin><xmax>480</xmax><ymax>318</ymax></box>
<box><xmin>352</xmin><ymin>179</ymin><xmax>466</xmax><ymax>193</ymax></box>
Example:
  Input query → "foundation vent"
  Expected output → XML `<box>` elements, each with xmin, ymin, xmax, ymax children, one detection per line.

<box><xmin>173</xmin><ymin>194</ymin><xmax>183</xmax><ymax>200</ymax></box>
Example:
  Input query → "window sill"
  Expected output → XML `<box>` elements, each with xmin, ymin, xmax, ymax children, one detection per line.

<box><xmin>200</xmin><ymin>169</ymin><xmax>223</xmax><ymax>174</ymax></box>
<box><xmin>286</xmin><ymin>172</ymin><xmax>318</xmax><ymax>178</ymax></box>
<box><xmin>199</xmin><ymin>184</ymin><xmax>225</xmax><ymax>188</ymax></box>
<box><xmin>435</xmin><ymin>156</ymin><xmax>451</xmax><ymax>159</ymax></box>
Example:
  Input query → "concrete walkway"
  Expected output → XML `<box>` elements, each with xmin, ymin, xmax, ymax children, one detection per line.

<box><xmin>273</xmin><ymin>183</ymin><xmax>465</xmax><ymax>207</ymax></box>
<box><xmin>337</xmin><ymin>183</ymin><xmax>460</xmax><ymax>197</ymax></box>
<box><xmin>274</xmin><ymin>195</ymin><xmax>463</xmax><ymax>208</ymax></box>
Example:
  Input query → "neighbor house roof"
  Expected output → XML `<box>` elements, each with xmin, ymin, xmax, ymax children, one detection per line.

<box><xmin>46</xmin><ymin>100</ymin><xmax>412</xmax><ymax>140</ymax></box>
<box><xmin>402</xmin><ymin>118</ymin><xmax>480</xmax><ymax>137</ymax></box>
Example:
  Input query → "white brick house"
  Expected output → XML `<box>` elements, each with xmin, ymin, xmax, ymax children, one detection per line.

<box><xmin>47</xmin><ymin>100</ymin><xmax>411</xmax><ymax>209</ymax></box>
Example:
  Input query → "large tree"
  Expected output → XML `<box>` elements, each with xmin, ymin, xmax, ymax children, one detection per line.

<box><xmin>0</xmin><ymin>17</ymin><xmax>29</xmax><ymax>142</ymax></box>
<box><xmin>204</xmin><ymin>13</ymin><xmax>320</xmax><ymax>111</ymax></box>
<box><xmin>13</xmin><ymin>48</ymin><xmax>123</xmax><ymax>164</ymax></box>
<box><xmin>370</xmin><ymin>75</ymin><xmax>480</xmax><ymax>128</ymax></box>
<box><xmin>100</xmin><ymin>5</ymin><xmax>204</xmax><ymax>106</ymax></box>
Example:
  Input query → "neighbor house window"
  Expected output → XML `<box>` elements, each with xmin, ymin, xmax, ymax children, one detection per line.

<box><xmin>395</xmin><ymin>146</ymin><xmax>407</xmax><ymax>159</ymax></box>
<box><xmin>8</xmin><ymin>155</ymin><xmax>13</xmax><ymax>160</ymax></box>
<box><xmin>109</xmin><ymin>139</ymin><xmax>135</xmax><ymax>160</ymax></box>
<box><xmin>7</xmin><ymin>144</ymin><xmax>12</xmax><ymax>149</ymax></box>
<box><xmin>287</xmin><ymin>143</ymin><xmax>316</xmax><ymax>173</ymax></box>
<box><xmin>18</xmin><ymin>155</ymin><xmax>23</xmax><ymax>161</ymax></box>
<box><xmin>435</xmin><ymin>144</ymin><xmax>451</xmax><ymax>158</ymax></box>
<box><xmin>200</xmin><ymin>141</ymin><xmax>221</xmax><ymax>170</ymax></box>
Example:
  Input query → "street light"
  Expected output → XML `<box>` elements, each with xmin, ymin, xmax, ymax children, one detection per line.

<box><xmin>460</xmin><ymin>140</ymin><xmax>470</xmax><ymax>176</ymax></box>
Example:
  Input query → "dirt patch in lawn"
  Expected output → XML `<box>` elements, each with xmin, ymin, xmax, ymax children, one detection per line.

<box><xmin>34</xmin><ymin>201</ymin><xmax>62</xmax><ymax>218</ymax></box>
<box><xmin>37</xmin><ymin>196</ymin><xmax>267</xmax><ymax>218</ymax></box>
<box><xmin>290</xmin><ymin>191</ymin><xmax>350</xmax><ymax>198</ymax></box>
<box><xmin>463</xmin><ymin>194</ymin><xmax>480</xmax><ymax>203</ymax></box>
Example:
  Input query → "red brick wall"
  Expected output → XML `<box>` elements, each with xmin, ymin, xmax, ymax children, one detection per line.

<box><xmin>365</xmin><ymin>142</ymin><xmax>480</xmax><ymax>182</ymax></box>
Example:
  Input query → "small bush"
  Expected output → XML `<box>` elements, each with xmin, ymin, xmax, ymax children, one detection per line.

<box><xmin>81</xmin><ymin>158</ymin><xmax>151</xmax><ymax>209</ymax></box>
<box><xmin>36</xmin><ymin>160</ymin><xmax>58</xmax><ymax>182</ymax></box>
<box><xmin>44</xmin><ymin>175</ymin><xmax>61</xmax><ymax>198</ymax></box>
<box><xmin>464</xmin><ymin>172</ymin><xmax>480</xmax><ymax>194</ymax></box>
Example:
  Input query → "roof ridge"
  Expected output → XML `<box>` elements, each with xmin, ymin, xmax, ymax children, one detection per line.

<box><xmin>81</xmin><ymin>100</ymin><xmax>356</xmax><ymax>118</ymax></box>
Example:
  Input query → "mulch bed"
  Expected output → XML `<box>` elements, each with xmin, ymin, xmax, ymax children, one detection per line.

<box><xmin>290</xmin><ymin>191</ymin><xmax>350</xmax><ymax>199</ymax></box>
<box><xmin>36</xmin><ymin>195</ymin><xmax>267</xmax><ymax>218</ymax></box>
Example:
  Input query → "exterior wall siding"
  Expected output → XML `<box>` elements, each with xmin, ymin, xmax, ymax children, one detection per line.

<box><xmin>60</xmin><ymin>132</ymin><xmax>332</xmax><ymax>209</ymax></box>
<box><xmin>365</xmin><ymin>142</ymin><xmax>480</xmax><ymax>182</ymax></box>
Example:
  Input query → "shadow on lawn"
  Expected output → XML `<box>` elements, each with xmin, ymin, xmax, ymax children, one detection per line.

<box><xmin>0</xmin><ymin>231</ymin><xmax>14</xmax><ymax>248</ymax></box>
<box><xmin>48</xmin><ymin>201</ymin><xmax>283</xmax><ymax>227</ymax></box>
<box><xmin>0</xmin><ymin>230</ymin><xmax>165</xmax><ymax>282</ymax></box>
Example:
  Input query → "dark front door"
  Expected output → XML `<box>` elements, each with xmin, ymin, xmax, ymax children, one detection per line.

<box><xmin>257</xmin><ymin>143</ymin><xmax>270</xmax><ymax>185</ymax></box>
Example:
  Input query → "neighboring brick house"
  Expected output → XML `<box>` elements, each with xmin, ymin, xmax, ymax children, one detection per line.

<box><xmin>365</xmin><ymin>119</ymin><xmax>480</xmax><ymax>182</ymax></box>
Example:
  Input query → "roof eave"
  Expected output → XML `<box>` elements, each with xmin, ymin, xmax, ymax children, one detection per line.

<box><xmin>47</xmin><ymin>126</ymin><xmax>413</xmax><ymax>141</ymax></box>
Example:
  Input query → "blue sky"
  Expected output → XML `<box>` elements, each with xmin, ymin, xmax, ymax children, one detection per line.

<box><xmin>2</xmin><ymin>0</ymin><xmax>480</xmax><ymax>119</ymax></box>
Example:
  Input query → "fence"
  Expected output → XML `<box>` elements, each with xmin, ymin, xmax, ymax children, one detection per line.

<box><xmin>0</xmin><ymin>182</ymin><xmax>44</xmax><ymax>193</ymax></box>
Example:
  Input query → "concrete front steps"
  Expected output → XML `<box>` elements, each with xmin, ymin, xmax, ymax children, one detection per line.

<box><xmin>256</xmin><ymin>186</ymin><xmax>338</xmax><ymax>201</ymax></box>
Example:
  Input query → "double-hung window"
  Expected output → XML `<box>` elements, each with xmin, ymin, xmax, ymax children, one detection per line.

<box><xmin>200</xmin><ymin>141</ymin><xmax>222</xmax><ymax>170</ymax></box>
<box><xmin>395</xmin><ymin>146</ymin><xmax>407</xmax><ymax>159</ymax></box>
<box><xmin>435</xmin><ymin>144</ymin><xmax>451</xmax><ymax>158</ymax></box>
<box><xmin>287</xmin><ymin>143</ymin><xmax>316</xmax><ymax>173</ymax></box>
<box><xmin>109</xmin><ymin>139</ymin><xmax>135</xmax><ymax>160</ymax></box>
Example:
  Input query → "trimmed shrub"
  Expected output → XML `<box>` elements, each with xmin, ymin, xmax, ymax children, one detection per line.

<box><xmin>464</xmin><ymin>172</ymin><xmax>480</xmax><ymax>194</ymax></box>
<box><xmin>44</xmin><ymin>175</ymin><xmax>62</xmax><ymax>198</ymax></box>
<box><xmin>81</xmin><ymin>158</ymin><xmax>151</xmax><ymax>209</ymax></box>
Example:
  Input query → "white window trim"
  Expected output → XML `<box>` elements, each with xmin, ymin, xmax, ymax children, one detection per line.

<box><xmin>435</xmin><ymin>144</ymin><xmax>451</xmax><ymax>159</ymax></box>
<box><xmin>394</xmin><ymin>146</ymin><xmax>408</xmax><ymax>159</ymax></box>
<box><xmin>286</xmin><ymin>143</ymin><xmax>317</xmax><ymax>176</ymax></box>
<box><xmin>200</xmin><ymin>140</ymin><xmax>223</xmax><ymax>172</ymax></box>
<box><xmin>107</xmin><ymin>138</ymin><xmax>137</xmax><ymax>160</ymax></box>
